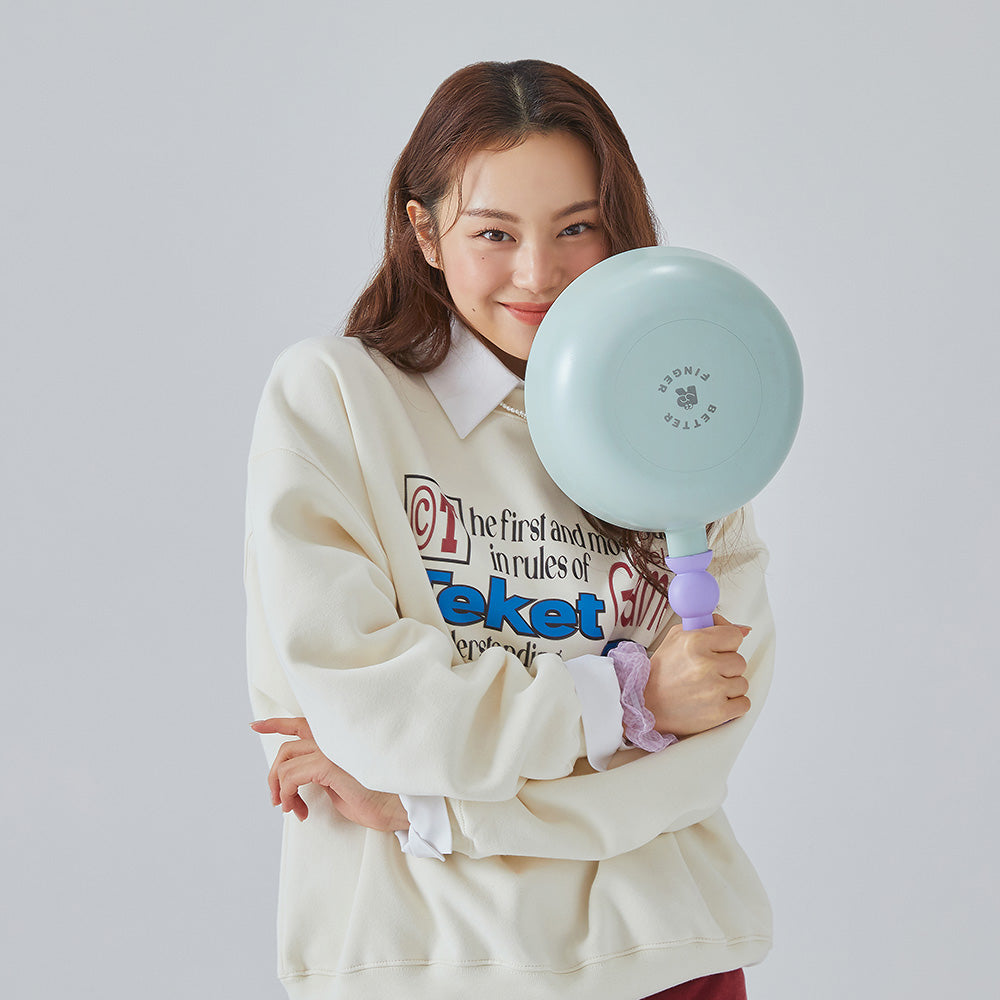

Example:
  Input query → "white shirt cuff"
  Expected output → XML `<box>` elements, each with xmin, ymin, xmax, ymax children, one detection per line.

<box><xmin>394</xmin><ymin>794</ymin><xmax>452</xmax><ymax>861</ymax></box>
<box><xmin>564</xmin><ymin>654</ymin><xmax>626</xmax><ymax>771</ymax></box>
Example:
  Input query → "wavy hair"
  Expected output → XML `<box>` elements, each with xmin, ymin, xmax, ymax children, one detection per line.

<box><xmin>346</xmin><ymin>60</ymin><xmax>679</xmax><ymax>594</ymax></box>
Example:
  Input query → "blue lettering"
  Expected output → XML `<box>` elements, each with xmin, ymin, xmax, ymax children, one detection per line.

<box><xmin>529</xmin><ymin>599</ymin><xmax>578</xmax><ymax>640</ymax></box>
<box><xmin>426</xmin><ymin>569</ymin><xmax>453</xmax><ymax>588</ymax></box>
<box><xmin>440</xmin><ymin>584</ymin><xmax>486</xmax><ymax>626</ymax></box>
<box><xmin>483</xmin><ymin>576</ymin><xmax>534</xmax><ymax>636</ymax></box>
<box><xmin>427</xmin><ymin>570</ymin><xmax>606</xmax><ymax>641</ymax></box>
<box><xmin>576</xmin><ymin>593</ymin><xmax>606</xmax><ymax>639</ymax></box>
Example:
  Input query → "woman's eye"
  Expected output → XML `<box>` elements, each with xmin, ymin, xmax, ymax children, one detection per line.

<box><xmin>474</xmin><ymin>222</ymin><xmax>597</xmax><ymax>242</ymax></box>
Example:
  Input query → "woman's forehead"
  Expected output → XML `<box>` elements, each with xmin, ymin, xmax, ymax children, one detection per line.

<box><xmin>445</xmin><ymin>133</ymin><xmax>600</xmax><ymax>223</ymax></box>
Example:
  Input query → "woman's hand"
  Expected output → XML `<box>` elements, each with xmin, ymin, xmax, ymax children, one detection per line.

<box><xmin>644</xmin><ymin>615</ymin><xmax>753</xmax><ymax>737</ymax></box>
<box><xmin>249</xmin><ymin>717</ymin><xmax>409</xmax><ymax>832</ymax></box>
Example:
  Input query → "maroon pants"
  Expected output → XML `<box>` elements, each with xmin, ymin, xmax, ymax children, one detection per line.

<box><xmin>641</xmin><ymin>968</ymin><xmax>746</xmax><ymax>1000</ymax></box>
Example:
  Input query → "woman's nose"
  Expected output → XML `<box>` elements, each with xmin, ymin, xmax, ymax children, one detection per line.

<box><xmin>511</xmin><ymin>242</ymin><xmax>561</xmax><ymax>294</ymax></box>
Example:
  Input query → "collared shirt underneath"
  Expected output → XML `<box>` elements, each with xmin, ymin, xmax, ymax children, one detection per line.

<box><xmin>421</xmin><ymin>316</ymin><xmax>524</xmax><ymax>439</ymax></box>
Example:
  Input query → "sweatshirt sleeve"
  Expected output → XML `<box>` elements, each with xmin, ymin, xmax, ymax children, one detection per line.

<box><xmin>245</xmin><ymin>344</ymin><xmax>591</xmax><ymax>801</ymax></box>
<box><xmin>440</xmin><ymin>515</ymin><xmax>774</xmax><ymax>860</ymax></box>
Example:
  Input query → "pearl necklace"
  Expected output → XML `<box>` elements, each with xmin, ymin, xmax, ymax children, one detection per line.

<box><xmin>499</xmin><ymin>402</ymin><xmax>527</xmax><ymax>421</ymax></box>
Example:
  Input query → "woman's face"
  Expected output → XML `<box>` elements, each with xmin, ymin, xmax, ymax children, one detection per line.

<box><xmin>408</xmin><ymin>131</ymin><xmax>609</xmax><ymax>377</ymax></box>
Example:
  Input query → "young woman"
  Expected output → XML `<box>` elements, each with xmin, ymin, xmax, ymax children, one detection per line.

<box><xmin>247</xmin><ymin>60</ymin><xmax>773</xmax><ymax>1000</ymax></box>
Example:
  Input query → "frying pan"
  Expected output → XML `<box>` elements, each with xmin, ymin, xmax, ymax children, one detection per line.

<box><xmin>524</xmin><ymin>246</ymin><xmax>802</xmax><ymax>630</ymax></box>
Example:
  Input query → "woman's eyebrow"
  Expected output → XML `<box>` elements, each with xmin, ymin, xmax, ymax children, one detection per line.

<box><xmin>462</xmin><ymin>199</ymin><xmax>599</xmax><ymax>223</ymax></box>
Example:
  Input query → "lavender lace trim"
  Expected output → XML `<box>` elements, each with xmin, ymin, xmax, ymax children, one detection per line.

<box><xmin>608</xmin><ymin>641</ymin><xmax>679</xmax><ymax>752</ymax></box>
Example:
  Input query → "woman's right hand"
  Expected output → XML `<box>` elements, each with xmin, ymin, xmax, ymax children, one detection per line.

<box><xmin>643</xmin><ymin>615</ymin><xmax>752</xmax><ymax>738</ymax></box>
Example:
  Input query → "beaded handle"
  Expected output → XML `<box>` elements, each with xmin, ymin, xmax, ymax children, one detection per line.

<box><xmin>664</xmin><ymin>550</ymin><xmax>719</xmax><ymax>630</ymax></box>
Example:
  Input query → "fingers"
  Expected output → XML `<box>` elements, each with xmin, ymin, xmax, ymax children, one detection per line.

<box><xmin>252</xmin><ymin>720</ymin><xmax>350</xmax><ymax>824</ymax></box>
<box><xmin>715</xmin><ymin>651</ymin><xmax>748</xmax><ymax>679</ymax></box>
<box><xmin>724</xmin><ymin>695</ymin><xmax>752</xmax><ymax>722</ymax></box>
<box><xmin>267</xmin><ymin>737</ymin><xmax>317</xmax><ymax>805</ymax></box>
<box><xmin>284</xmin><ymin>792</ymin><xmax>309</xmax><ymax>822</ymax></box>
<box><xmin>725</xmin><ymin>673</ymin><xmax>750</xmax><ymax>700</ymax></box>
<box><xmin>277</xmin><ymin>754</ymin><xmax>324</xmax><ymax>819</ymax></box>
<box><xmin>250</xmin><ymin>716</ymin><xmax>313</xmax><ymax>739</ymax></box>
<box><xmin>710</xmin><ymin>613</ymin><xmax>751</xmax><ymax>635</ymax></box>
<box><xmin>252</xmin><ymin>718</ymin><xmax>348</xmax><ymax>823</ymax></box>
<box><xmin>663</xmin><ymin>619</ymin><xmax>750</xmax><ymax>655</ymax></box>
<box><xmin>706</xmin><ymin>617</ymin><xmax>752</xmax><ymax>652</ymax></box>
<box><xmin>275</xmin><ymin>750</ymin><xmax>343</xmax><ymax>821</ymax></box>
<box><xmin>251</xmin><ymin>718</ymin><xmax>318</xmax><ymax>806</ymax></box>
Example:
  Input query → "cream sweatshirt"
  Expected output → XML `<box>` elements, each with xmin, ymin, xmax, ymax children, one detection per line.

<box><xmin>245</xmin><ymin>320</ymin><xmax>774</xmax><ymax>999</ymax></box>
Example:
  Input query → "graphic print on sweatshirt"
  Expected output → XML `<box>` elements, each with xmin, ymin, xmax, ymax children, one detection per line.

<box><xmin>404</xmin><ymin>474</ymin><xmax>671</xmax><ymax>666</ymax></box>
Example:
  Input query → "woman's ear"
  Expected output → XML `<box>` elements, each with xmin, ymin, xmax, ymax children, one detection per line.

<box><xmin>406</xmin><ymin>200</ymin><xmax>441</xmax><ymax>269</ymax></box>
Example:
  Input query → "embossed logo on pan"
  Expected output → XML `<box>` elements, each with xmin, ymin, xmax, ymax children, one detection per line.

<box><xmin>657</xmin><ymin>366</ymin><xmax>718</xmax><ymax>430</ymax></box>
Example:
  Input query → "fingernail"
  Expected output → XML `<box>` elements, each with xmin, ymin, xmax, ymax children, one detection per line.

<box><xmin>740</xmin><ymin>625</ymin><xmax>752</xmax><ymax>634</ymax></box>
<box><xmin>249</xmin><ymin>721</ymin><xmax>260</xmax><ymax>729</ymax></box>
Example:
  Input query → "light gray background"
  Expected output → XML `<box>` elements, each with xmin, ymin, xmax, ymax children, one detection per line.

<box><xmin>3</xmin><ymin>1</ymin><xmax>997</xmax><ymax>997</ymax></box>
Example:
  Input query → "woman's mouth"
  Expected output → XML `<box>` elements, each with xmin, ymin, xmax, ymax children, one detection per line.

<box><xmin>501</xmin><ymin>302</ymin><xmax>553</xmax><ymax>325</ymax></box>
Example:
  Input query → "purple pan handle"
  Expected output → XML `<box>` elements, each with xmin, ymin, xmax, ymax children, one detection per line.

<box><xmin>664</xmin><ymin>550</ymin><xmax>719</xmax><ymax>630</ymax></box>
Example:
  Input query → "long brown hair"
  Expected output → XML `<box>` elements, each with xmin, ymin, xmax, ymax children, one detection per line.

<box><xmin>345</xmin><ymin>59</ymin><xmax>673</xmax><ymax>594</ymax></box>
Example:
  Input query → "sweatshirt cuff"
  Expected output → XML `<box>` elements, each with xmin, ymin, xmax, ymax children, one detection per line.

<box><xmin>395</xmin><ymin>794</ymin><xmax>452</xmax><ymax>861</ymax></box>
<box><xmin>564</xmin><ymin>654</ymin><xmax>626</xmax><ymax>771</ymax></box>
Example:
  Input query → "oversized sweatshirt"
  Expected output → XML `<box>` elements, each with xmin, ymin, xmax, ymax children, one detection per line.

<box><xmin>245</xmin><ymin>318</ymin><xmax>775</xmax><ymax>1000</ymax></box>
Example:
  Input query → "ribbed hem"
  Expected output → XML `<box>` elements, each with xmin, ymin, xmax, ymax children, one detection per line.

<box><xmin>279</xmin><ymin>936</ymin><xmax>771</xmax><ymax>1000</ymax></box>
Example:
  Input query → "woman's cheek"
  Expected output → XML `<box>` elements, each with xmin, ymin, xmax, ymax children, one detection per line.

<box><xmin>474</xmin><ymin>249</ymin><xmax>509</xmax><ymax>281</ymax></box>
<box><xmin>569</xmin><ymin>240</ymin><xmax>610</xmax><ymax>279</ymax></box>
<box><xmin>448</xmin><ymin>247</ymin><xmax>487</xmax><ymax>282</ymax></box>
<box><xmin>463</xmin><ymin>254</ymin><xmax>508</xmax><ymax>302</ymax></box>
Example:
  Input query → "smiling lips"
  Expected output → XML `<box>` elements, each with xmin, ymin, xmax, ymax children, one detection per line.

<box><xmin>501</xmin><ymin>302</ymin><xmax>554</xmax><ymax>325</ymax></box>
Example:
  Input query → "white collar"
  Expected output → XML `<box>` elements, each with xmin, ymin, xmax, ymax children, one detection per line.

<box><xmin>422</xmin><ymin>316</ymin><xmax>524</xmax><ymax>439</ymax></box>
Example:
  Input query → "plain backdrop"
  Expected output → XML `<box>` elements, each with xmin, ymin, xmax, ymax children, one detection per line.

<box><xmin>3</xmin><ymin>1</ymin><xmax>997</xmax><ymax>997</ymax></box>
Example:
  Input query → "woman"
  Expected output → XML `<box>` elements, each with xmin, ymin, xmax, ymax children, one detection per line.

<box><xmin>247</xmin><ymin>59</ymin><xmax>772</xmax><ymax>1000</ymax></box>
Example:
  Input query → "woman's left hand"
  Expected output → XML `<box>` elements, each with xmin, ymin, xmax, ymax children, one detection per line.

<box><xmin>250</xmin><ymin>717</ymin><xmax>409</xmax><ymax>832</ymax></box>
